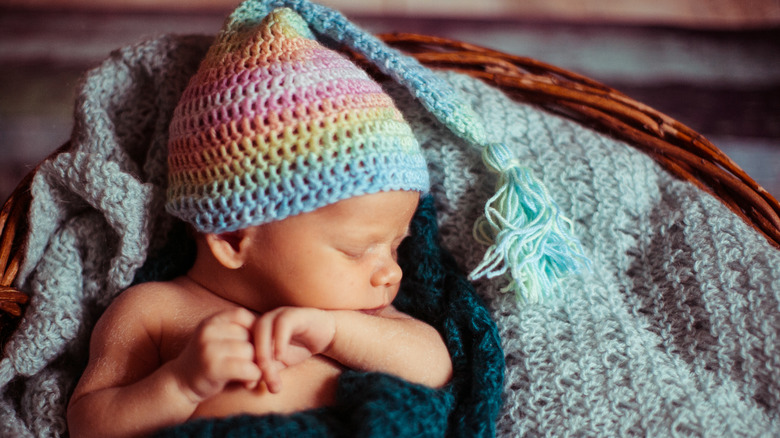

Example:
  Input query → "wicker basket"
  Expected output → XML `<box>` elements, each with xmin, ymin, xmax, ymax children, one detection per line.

<box><xmin>2</xmin><ymin>33</ymin><xmax>779</xmax><ymax>350</ymax></box>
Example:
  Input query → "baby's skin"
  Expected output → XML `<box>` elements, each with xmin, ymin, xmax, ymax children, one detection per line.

<box><xmin>67</xmin><ymin>191</ymin><xmax>453</xmax><ymax>438</ymax></box>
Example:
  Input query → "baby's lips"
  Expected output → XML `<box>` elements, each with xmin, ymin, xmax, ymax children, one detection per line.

<box><xmin>359</xmin><ymin>306</ymin><xmax>387</xmax><ymax>316</ymax></box>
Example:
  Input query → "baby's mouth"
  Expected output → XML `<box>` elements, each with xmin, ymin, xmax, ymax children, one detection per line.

<box><xmin>360</xmin><ymin>305</ymin><xmax>387</xmax><ymax>316</ymax></box>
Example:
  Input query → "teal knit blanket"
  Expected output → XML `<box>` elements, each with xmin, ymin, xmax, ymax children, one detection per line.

<box><xmin>2</xmin><ymin>3</ymin><xmax>780</xmax><ymax>436</ymax></box>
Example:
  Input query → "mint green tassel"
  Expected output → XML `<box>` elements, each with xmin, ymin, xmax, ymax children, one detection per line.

<box><xmin>470</xmin><ymin>142</ymin><xmax>589</xmax><ymax>303</ymax></box>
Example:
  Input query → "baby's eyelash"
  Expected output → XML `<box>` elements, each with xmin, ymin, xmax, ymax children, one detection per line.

<box><xmin>338</xmin><ymin>242</ymin><xmax>372</xmax><ymax>259</ymax></box>
<box><xmin>339</xmin><ymin>232</ymin><xmax>410</xmax><ymax>259</ymax></box>
<box><xmin>340</xmin><ymin>248</ymin><xmax>364</xmax><ymax>259</ymax></box>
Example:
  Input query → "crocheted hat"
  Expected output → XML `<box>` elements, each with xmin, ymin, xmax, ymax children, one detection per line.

<box><xmin>166</xmin><ymin>8</ymin><xmax>429</xmax><ymax>233</ymax></box>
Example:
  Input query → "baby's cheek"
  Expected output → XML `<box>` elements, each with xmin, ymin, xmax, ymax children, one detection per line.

<box><xmin>311</xmin><ymin>265</ymin><xmax>353</xmax><ymax>296</ymax></box>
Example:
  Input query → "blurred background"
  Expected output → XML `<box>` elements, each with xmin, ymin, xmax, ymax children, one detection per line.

<box><xmin>1</xmin><ymin>0</ymin><xmax>779</xmax><ymax>203</ymax></box>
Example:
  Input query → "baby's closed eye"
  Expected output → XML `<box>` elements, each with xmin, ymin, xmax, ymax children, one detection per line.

<box><xmin>336</xmin><ymin>241</ymin><xmax>371</xmax><ymax>259</ymax></box>
<box><xmin>339</xmin><ymin>247</ymin><xmax>366</xmax><ymax>259</ymax></box>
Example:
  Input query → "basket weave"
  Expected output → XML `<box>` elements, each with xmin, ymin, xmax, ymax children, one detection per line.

<box><xmin>2</xmin><ymin>33</ymin><xmax>779</xmax><ymax>349</ymax></box>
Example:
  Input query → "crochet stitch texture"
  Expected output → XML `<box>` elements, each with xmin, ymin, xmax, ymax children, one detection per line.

<box><xmin>166</xmin><ymin>8</ymin><xmax>429</xmax><ymax>232</ymax></box>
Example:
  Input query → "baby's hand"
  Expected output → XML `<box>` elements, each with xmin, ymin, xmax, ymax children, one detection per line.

<box><xmin>173</xmin><ymin>307</ymin><xmax>261</xmax><ymax>404</ymax></box>
<box><xmin>253</xmin><ymin>307</ymin><xmax>336</xmax><ymax>394</ymax></box>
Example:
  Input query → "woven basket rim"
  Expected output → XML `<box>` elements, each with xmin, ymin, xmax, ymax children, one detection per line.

<box><xmin>374</xmin><ymin>33</ymin><xmax>780</xmax><ymax>243</ymax></box>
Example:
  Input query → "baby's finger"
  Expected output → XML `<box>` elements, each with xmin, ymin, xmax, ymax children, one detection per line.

<box><xmin>271</xmin><ymin>311</ymin><xmax>296</xmax><ymax>361</ymax></box>
<box><xmin>196</xmin><ymin>315</ymin><xmax>253</xmax><ymax>349</ymax></box>
<box><xmin>220</xmin><ymin>357</ymin><xmax>261</xmax><ymax>385</ymax></box>
<box><xmin>201</xmin><ymin>321</ymin><xmax>252</xmax><ymax>345</ymax></box>
<box><xmin>261</xmin><ymin>361</ymin><xmax>283</xmax><ymax>394</ymax></box>
<box><xmin>215</xmin><ymin>339</ymin><xmax>256</xmax><ymax>361</ymax></box>
<box><xmin>216</xmin><ymin>307</ymin><xmax>257</xmax><ymax>330</ymax></box>
<box><xmin>253</xmin><ymin>309</ymin><xmax>289</xmax><ymax>393</ymax></box>
<box><xmin>201</xmin><ymin>307</ymin><xmax>255</xmax><ymax>335</ymax></box>
<box><xmin>253</xmin><ymin>309</ymin><xmax>278</xmax><ymax>365</ymax></box>
<box><xmin>199</xmin><ymin>339</ymin><xmax>256</xmax><ymax>379</ymax></box>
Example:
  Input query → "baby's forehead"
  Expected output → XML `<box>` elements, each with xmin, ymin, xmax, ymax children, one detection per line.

<box><xmin>262</xmin><ymin>190</ymin><xmax>419</xmax><ymax>233</ymax></box>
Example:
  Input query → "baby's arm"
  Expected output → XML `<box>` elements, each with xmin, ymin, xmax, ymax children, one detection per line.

<box><xmin>68</xmin><ymin>287</ymin><xmax>260</xmax><ymax>438</ymax></box>
<box><xmin>329</xmin><ymin>307</ymin><xmax>453</xmax><ymax>386</ymax></box>
<box><xmin>254</xmin><ymin>306</ymin><xmax>452</xmax><ymax>392</ymax></box>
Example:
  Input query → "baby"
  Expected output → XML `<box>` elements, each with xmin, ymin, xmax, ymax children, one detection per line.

<box><xmin>67</xmin><ymin>8</ymin><xmax>452</xmax><ymax>438</ymax></box>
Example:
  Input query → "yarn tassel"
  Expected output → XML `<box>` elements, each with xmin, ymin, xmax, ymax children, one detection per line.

<box><xmin>469</xmin><ymin>142</ymin><xmax>589</xmax><ymax>303</ymax></box>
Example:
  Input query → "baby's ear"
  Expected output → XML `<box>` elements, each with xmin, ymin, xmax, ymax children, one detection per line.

<box><xmin>204</xmin><ymin>228</ymin><xmax>256</xmax><ymax>269</ymax></box>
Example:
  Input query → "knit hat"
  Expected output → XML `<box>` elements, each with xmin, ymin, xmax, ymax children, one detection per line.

<box><xmin>165</xmin><ymin>8</ymin><xmax>429</xmax><ymax>233</ymax></box>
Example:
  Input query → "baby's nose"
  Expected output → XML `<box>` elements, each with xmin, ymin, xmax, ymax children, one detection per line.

<box><xmin>371</xmin><ymin>258</ymin><xmax>403</xmax><ymax>288</ymax></box>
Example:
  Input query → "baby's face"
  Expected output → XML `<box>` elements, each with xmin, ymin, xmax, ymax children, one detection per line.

<box><xmin>241</xmin><ymin>191</ymin><xmax>419</xmax><ymax>313</ymax></box>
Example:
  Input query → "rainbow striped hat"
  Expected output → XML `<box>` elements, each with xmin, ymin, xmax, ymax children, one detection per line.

<box><xmin>166</xmin><ymin>7</ymin><xmax>429</xmax><ymax>233</ymax></box>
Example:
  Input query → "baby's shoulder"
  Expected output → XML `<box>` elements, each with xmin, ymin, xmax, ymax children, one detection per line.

<box><xmin>110</xmin><ymin>279</ymin><xmax>189</xmax><ymax>312</ymax></box>
<box><xmin>83</xmin><ymin>280</ymin><xmax>187</xmax><ymax>352</ymax></box>
<box><xmin>96</xmin><ymin>278</ymin><xmax>195</xmax><ymax>331</ymax></box>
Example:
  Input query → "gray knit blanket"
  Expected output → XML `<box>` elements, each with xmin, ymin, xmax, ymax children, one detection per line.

<box><xmin>1</xmin><ymin>31</ymin><xmax>779</xmax><ymax>437</ymax></box>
